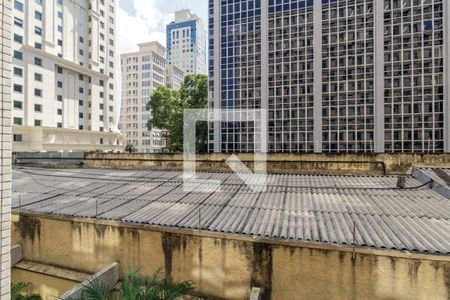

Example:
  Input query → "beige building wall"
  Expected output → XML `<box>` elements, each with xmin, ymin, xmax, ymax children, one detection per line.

<box><xmin>11</xmin><ymin>214</ymin><xmax>450</xmax><ymax>300</ymax></box>
<box><xmin>11</xmin><ymin>0</ymin><xmax>119</xmax><ymax>152</ymax></box>
<box><xmin>119</xmin><ymin>41</ymin><xmax>166</xmax><ymax>153</ymax></box>
<box><xmin>0</xmin><ymin>0</ymin><xmax>12</xmax><ymax>297</ymax></box>
<box><xmin>13</xmin><ymin>126</ymin><xmax>123</xmax><ymax>152</ymax></box>
<box><xmin>166</xmin><ymin>64</ymin><xmax>184</xmax><ymax>91</ymax></box>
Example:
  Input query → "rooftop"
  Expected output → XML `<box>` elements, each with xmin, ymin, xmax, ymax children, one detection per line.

<box><xmin>12</xmin><ymin>167</ymin><xmax>450</xmax><ymax>255</ymax></box>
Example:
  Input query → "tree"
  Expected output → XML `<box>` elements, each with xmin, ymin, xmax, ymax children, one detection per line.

<box><xmin>125</xmin><ymin>144</ymin><xmax>136</xmax><ymax>154</ymax></box>
<box><xmin>147</xmin><ymin>74</ymin><xmax>208</xmax><ymax>153</ymax></box>
<box><xmin>78</xmin><ymin>269</ymin><xmax>194</xmax><ymax>300</ymax></box>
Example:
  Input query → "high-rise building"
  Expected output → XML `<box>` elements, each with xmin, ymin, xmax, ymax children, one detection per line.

<box><xmin>167</xmin><ymin>9</ymin><xmax>207</xmax><ymax>75</ymax></box>
<box><xmin>119</xmin><ymin>41</ymin><xmax>166</xmax><ymax>153</ymax></box>
<box><xmin>10</xmin><ymin>0</ymin><xmax>122</xmax><ymax>152</ymax></box>
<box><xmin>0</xmin><ymin>0</ymin><xmax>12</xmax><ymax>296</ymax></box>
<box><xmin>166</xmin><ymin>64</ymin><xmax>185</xmax><ymax>91</ymax></box>
<box><xmin>209</xmin><ymin>0</ymin><xmax>450</xmax><ymax>153</ymax></box>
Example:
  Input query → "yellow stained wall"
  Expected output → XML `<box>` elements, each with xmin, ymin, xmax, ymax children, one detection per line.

<box><xmin>12</xmin><ymin>268</ymin><xmax>79</xmax><ymax>300</ymax></box>
<box><xmin>12</xmin><ymin>214</ymin><xmax>450</xmax><ymax>300</ymax></box>
<box><xmin>84</xmin><ymin>152</ymin><xmax>450</xmax><ymax>175</ymax></box>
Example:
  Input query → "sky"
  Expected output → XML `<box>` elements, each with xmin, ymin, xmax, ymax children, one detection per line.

<box><xmin>117</xmin><ymin>0</ymin><xmax>208</xmax><ymax>54</ymax></box>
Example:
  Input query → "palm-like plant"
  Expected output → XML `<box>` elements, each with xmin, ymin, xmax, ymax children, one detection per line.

<box><xmin>11</xmin><ymin>282</ymin><xmax>42</xmax><ymax>300</ymax></box>
<box><xmin>125</xmin><ymin>144</ymin><xmax>135</xmax><ymax>154</ymax></box>
<box><xmin>78</xmin><ymin>278</ymin><xmax>117</xmax><ymax>300</ymax></box>
<box><xmin>78</xmin><ymin>269</ymin><xmax>194</xmax><ymax>300</ymax></box>
<box><xmin>134</xmin><ymin>269</ymin><xmax>193</xmax><ymax>300</ymax></box>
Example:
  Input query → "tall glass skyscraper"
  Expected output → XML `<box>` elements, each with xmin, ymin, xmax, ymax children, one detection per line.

<box><xmin>167</xmin><ymin>10</ymin><xmax>207</xmax><ymax>75</ymax></box>
<box><xmin>209</xmin><ymin>0</ymin><xmax>450</xmax><ymax>153</ymax></box>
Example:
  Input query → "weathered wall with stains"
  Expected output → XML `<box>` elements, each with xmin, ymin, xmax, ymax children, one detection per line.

<box><xmin>11</xmin><ymin>213</ymin><xmax>450</xmax><ymax>300</ymax></box>
<box><xmin>83</xmin><ymin>152</ymin><xmax>450</xmax><ymax>175</ymax></box>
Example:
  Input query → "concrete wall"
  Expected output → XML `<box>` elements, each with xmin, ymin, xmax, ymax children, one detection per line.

<box><xmin>0</xmin><ymin>0</ymin><xmax>12</xmax><ymax>297</ymax></box>
<box><xmin>11</xmin><ymin>213</ymin><xmax>450</xmax><ymax>300</ymax></box>
<box><xmin>85</xmin><ymin>152</ymin><xmax>450</xmax><ymax>175</ymax></box>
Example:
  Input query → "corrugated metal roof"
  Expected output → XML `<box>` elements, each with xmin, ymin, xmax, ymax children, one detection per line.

<box><xmin>12</xmin><ymin>167</ymin><xmax>450</xmax><ymax>254</ymax></box>
<box><xmin>413</xmin><ymin>168</ymin><xmax>450</xmax><ymax>201</ymax></box>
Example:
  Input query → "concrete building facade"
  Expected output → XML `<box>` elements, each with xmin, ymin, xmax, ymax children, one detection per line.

<box><xmin>119</xmin><ymin>42</ymin><xmax>166</xmax><ymax>153</ymax></box>
<box><xmin>209</xmin><ymin>0</ymin><xmax>450</xmax><ymax>154</ymax></box>
<box><xmin>165</xmin><ymin>64</ymin><xmax>184</xmax><ymax>91</ymax></box>
<box><xmin>167</xmin><ymin>10</ymin><xmax>207</xmax><ymax>75</ymax></box>
<box><xmin>0</xmin><ymin>0</ymin><xmax>11</xmax><ymax>296</ymax></box>
<box><xmin>10</xmin><ymin>0</ymin><xmax>122</xmax><ymax>152</ymax></box>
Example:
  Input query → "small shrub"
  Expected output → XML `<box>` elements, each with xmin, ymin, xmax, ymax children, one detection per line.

<box><xmin>11</xmin><ymin>282</ymin><xmax>42</xmax><ymax>300</ymax></box>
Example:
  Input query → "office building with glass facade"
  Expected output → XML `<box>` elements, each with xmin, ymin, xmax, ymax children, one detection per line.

<box><xmin>167</xmin><ymin>10</ymin><xmax>207</xmax><ymax>75</ymax></box>
<box><xmin>209</xmin><ymin>0</ymin><xmax>450</xmax><ymax>153</ymax></box>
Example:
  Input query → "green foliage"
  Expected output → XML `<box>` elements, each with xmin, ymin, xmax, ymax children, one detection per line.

<box><xmin>125</xmin><ymin>144</ymin><xmax>136</xmax><ymax>154</ymax></box>
<box><xmin>139</xmin><ymin>269</ymin><xmax>193</xmax><ymax>300</ymax></box>
<box><xmin>147</xmin><ymin>74</ymin><xmax>208</xmax><ymax>153</ymax></box>
<box><xmin>77</xmin><ymin>269</ymin><xmax>194</xmax><ymax>300</ymax></box>
<box><xmin>79</xmin><ymin>278</ymin><xmax>116</xmax><ymax>300</ymax></box>
<box><xmin>11</xmin><ymin>282</ymin><xmax>42</xmax><ymax>300</ymax></box>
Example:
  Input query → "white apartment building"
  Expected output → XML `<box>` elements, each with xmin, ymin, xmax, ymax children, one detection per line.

<box><xmin>120</xmin><ymin>42</ymin><xmax>166</xmax><ymax>153</ymax></box>
<box><xmin>166</xmin><ymin>64</ymin><xmax>184</xmax><ymax>90</ymax></box>
<box><xmin>166</xmin><ymin>10</ymin><xmax>207</xmax><ymax>75</ymax></box>
<box><xmin>10</xmin><ymin>0</ymin><xmax>123</xmax><ymax>152</ymax></box>
<box><xmin>0</xmin><ymin>0</ymin><xmax>12</xmax><ymax>297</ymax></box>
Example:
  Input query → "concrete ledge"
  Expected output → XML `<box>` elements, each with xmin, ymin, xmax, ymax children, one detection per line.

<box><xmin>84</xmin><ymin>152</ymin><xmax>450</xmax><ymax>175</ymax></box>
<box><xmin>14</xmin><ymin>260</ymin><xmax>90</xmax><ymax>282</ymax></box>
<box><xmin>58</xmin><ymin>262</ymin><xmax>119</xmax><ymax>300</ymax></box>
<box><xmin>11</xmin><ymin>245</ymin><xmax>22</xmax><ymax>266</ymax></box>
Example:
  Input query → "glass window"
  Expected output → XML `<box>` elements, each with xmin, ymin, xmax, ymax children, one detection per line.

<box><xmin>13</xmin><ymin>134</ymin><xmax>23</xmax><ymax>142</ymax></box>
<box><xmin>35</xmin><ymin>11</ymin><xmax>42</xmax><ymax>21</ymax></box>
<box><xmin>13</xmin><ymin>117</ymin><xmax>22</xmax><ymax>125</ymax></box>
<box><xmin>14</xmin><ymin>34</ymin><xmax>23</xmax><ymax>43</ymax></box>
<box><xmin>14</xmin><ymin>1</ymin><xmax>23</xmax><ymax>12</ymax></box>
<box><xmin>13</xmin><ymin>67</ymin><xmax>23</xmax><ymax>77</ymax></box>
<box><xmin>13</xmin><ymin>101</ymin><xmax>22</xmax><ymax>109</ymax></box>
<box><xmin>13</xmin><ymin>50</ymin><xmax>22</xmax><ymax>60</ymax></box>
<box><xmin>34</xmin><ymin>57</ymin><xmax>42</xmax><ymax>66</ymax></box>
<box><xmin>13</xmin><ymin>84</ymin><xmax>22</xmax><ymax>93</ymax></box>
<box><xmin>34</xmin><ymin>104</ymin><xmax>42</xmax><ymax>112</ymax></box>
<box><xmin>14</xmin><ymin>17</ymin><xmax>23</xmax><ymax>27</ymax></box>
